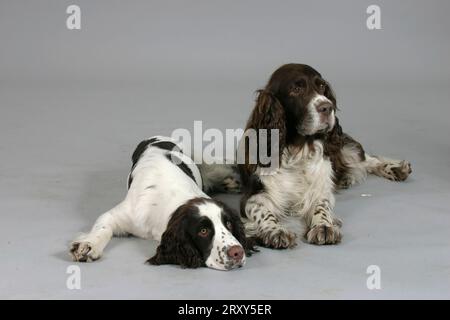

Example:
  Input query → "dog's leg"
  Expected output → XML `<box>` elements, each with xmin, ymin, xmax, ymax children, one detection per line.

<box><xmin>332</xmin><ymin>133</ymin><xmax>411</xmax><ymax>187</ymax></box>
<box><xmin>244</xmin><ymin>193</ymin><xmax>296</xmax><ymax>249</ymax></box>
<box><xmin>333</xmin><ymin>133</ymin><xmax>412</xmax><ymax>188</ymax></box>
<box><xmin>335</xmin><ymin>143</ymin><xmax>368</xmax><ymax>189</ymax></box>
<box><xmin>364</xmin><ymin>154</ymin><xmax>412</xmax><ymax>182</ymax></box>
<box><xmin>304</xmin><ymin>197</ymin><xmax>342</xmax><ymax>245</ymax></box>
<box><xmin>70</xmin><ymin>201</ymin><xmax>130</xmax><ymax>262</ymax></box>
<box><xmin>301</xmin><ymin>158</ymin><xmax>342</xmax><ymax>245</ymax></box>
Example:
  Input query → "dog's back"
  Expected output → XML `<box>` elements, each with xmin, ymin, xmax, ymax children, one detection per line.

<box><xmin>125</xmin><ymin>136</ymin><xmax>206</xmax><ymax>240</ymax></box>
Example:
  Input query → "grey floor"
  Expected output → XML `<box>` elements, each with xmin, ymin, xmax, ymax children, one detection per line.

<box><xmin>1</xmin><ymin>1</ymin><xmax>450</xmax><ymax>299</ymax></box>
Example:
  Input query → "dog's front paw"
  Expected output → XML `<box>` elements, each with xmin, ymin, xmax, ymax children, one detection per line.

<box><xmin>259</xmin><ymin>228</ymin><xmax>297</xmax><ymax>249</ymax></box>
<box><xmin>382</xmin><ymin>160</ymin><xmax>412</xmax><ymax>181</ymax></box>
<box><xmin>306</xmin><ymin>224</ymin><xmax>342</xmax><ymax>245</ymax></box>
<box><xmin>336</xmin><ymin>175</ymin><xmax>356</xmax><ymax>189</ymax></box>
<box><xmin>221</xmin><ymin>176</ymin><xmax>241</xmax><ymax>193</ymax></box>
<box><xmin>70</xmin><ymin>241</ymin><xmax>101</xmax><ymax>262</ymax></box>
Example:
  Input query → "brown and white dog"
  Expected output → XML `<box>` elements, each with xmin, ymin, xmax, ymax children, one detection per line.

<box><xmin>70</xmin><ymin>136</ymin><xmax>254</xmax><ymax>270</ymax></box>
<box><xmin>239</xmin><ymin>63</ymin><xmax>412</xmax><ymax>249</ymax></box>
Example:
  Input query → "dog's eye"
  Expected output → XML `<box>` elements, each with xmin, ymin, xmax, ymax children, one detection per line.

<box><xmin>291</xmin><ymin>86</ymin><xmax>304</xmax><ymax>95</ymax></box>
<box><xmin>226</xmin><ymin>221</ymin><xmax>232</xmax><ymax>231</ymax></box>
<box><xmin>291</xmin><ymin>80</ymin><xmax>306</xmax><ymax>96</ymax></box>
<box><xmin>198</xmin><ymin>228</ymin><xmax>209</xmax><ymax>237</ymax></box>
<box><xmin>318</xmin><ymin>83</ymin><xmax>326</xmax><ymax>93</ymax></box>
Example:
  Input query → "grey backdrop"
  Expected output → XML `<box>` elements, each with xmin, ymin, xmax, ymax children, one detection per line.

<box><xmin>1</xmin><ymin>0</ymin><xmax>449</xmax><ymax>299</ymax></box>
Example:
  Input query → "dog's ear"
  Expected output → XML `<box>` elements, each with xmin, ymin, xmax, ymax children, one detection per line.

<box><xmin>240</xmin><ymin>89</ymin><xmax>286</xmax><ymax>175</ymax></box>
<box><xmin>220</xmin><ymin>202</ymin><xmax>258</xmax><ymax>256</ymax></box>
<box><xmin>323</xmin><ymin>80</ymin><xmax>342</xmax><ymax>140</ymax></box>
<box><xmin>147</xmin><ymin>206</ymin><xmax>204</xmax><ymax>268</ymax></box>
<box><xmin>147</xmin><ymin>226</ymin><xmax>204</xmax><ymax>268</ymax></box>
<box><xmin>324</xmin><ymin>80</ymin><xmax>337</xmax><ymax>109</ymax></box>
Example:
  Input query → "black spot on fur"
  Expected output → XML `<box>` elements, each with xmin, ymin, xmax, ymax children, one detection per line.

<box><xmin>165</xmin><ymin>154</ymin><xmax>196</xmax><ymax>182</ymax></box>
<box><xmin>152</xmin><ymin>141</ymin><xmax>178</xmax><ymax>152</ymax></box>
<box><xmin>128</xmin><ymin>138</ymin><xmax>186</xmax><ymax>189</ymax></box>
<box><xmin>128</xmin><ymin>138</ymin><xmax>159</xmax><ymax>189</ymax></box>
<box><xmin>217</xmin><ymin>199</ymin><xmax>258</xmax><ymax>257</ymax></box>
<box><xmin>131</xmin><ymin>139</ymin><xmax>154</xmax><ymax>168</ymax></box>
<box><xmin>127</xmin><ymin>174</ymin><xmax>133</xmax><ymax>190</ymax></box>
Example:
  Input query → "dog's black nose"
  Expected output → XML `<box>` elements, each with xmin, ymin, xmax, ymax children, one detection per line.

<box><xmin>227</xmin><ymin>245</ymin><xmax>244</xmax><ymax>261</ymax></box>
<box><xmin>316</xmin><ymin>102</ymin><xmax>332</xmax><ymax>114</ymax></box>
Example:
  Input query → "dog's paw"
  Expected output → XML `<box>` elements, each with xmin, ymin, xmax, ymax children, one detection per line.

<box><xmin>332</xmin><ymin>216</ymin><xmax>343</xmax><ymax>228</ymax></box>
<box><xmin>306</xmin><ymin>224</ymin><xmax>342</xmax><ymax>245</ymax></box>
<box><xmin>70</xmin><ymin>241</ymin><xmax>101</xmax><ymax>262</ymax></box>
<box><xmin>381</xmin><ymin>160</ymin><xmax>412</xmax><ymax>182</ymax></box>
<box><xmin>259</xmin><ymin>228</ymin><xmax>297</xmax><ymax>249</ymax></box>
<box><xmin>336</xmin><ymin>175</ymin><xmax>356</xmax><ymax>190</ymax></box>
<box><xmin>221</xmin><ymin>176</ymin><xmax>241</xmax><ymax>193</ymax></box>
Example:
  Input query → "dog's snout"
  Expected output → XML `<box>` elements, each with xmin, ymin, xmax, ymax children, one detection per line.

<box><xmin>227</xmin><ymin>245</ymin><xmax>244</xmax><ymax>261</ymax></box>
<box><xmin>316</xmin><ymin>102</ymin><xmax>332</xmax><ymax>115</ymax></box>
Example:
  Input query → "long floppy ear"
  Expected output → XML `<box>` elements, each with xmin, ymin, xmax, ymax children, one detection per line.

<box><xmin>323</xmin><ymin>80</ymin><xmax>342</xmax><ymax>140</ymax></box>
<box><xmin>147</xmin><ymin>206</ymin><xmax>204</xmax><ymax>268</ymax></box>
<box><xmin>324</xmin><ymin>80</ymin><xmax>337</xmax><ymax>109</ymax></box>
<box><xmin>240</xmin><ymin>89</ymin><xmax>286</xmax><ymax>175</ymax></box>
<box><xmin>220</xmin><ymin>201</ymin><xmax>258</xmax><ymax>256</ymax></box>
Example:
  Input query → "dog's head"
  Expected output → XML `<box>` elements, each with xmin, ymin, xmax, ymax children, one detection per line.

<box><xmin>147</xmin><ymin>198</ymin><xmax>253</xmax><ymax>270</ymax></box>
<box><xmin>242</xmin><ymin>64</ymin><xmax>337</xmax><ymax>172</ymax></box>
<box><xmin>265</xmin><ymin>63</ymin><xmax>336</xmax><ymax>136</ymax></box>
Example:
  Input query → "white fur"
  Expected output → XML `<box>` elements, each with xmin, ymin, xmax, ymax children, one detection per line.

<box><xmin>245</xmin><ymin>141</ymin><xmax>342</xmax><ymax>247</ymax></box>
<box><xmin>198</xmin><ymin>201</ymin><xmax>245</xmax><ymax>270</ymax></box>
<box><xmin>337</xmin><ymin>144</ymin><xmax>369</xmax><ymax>188</ymax></box>
<box><xmin>337</xmin><ymin>148</ymin><xmax>412</xmax><ymax>188</ymax></box>
<box><xmin>70</xmin><ymin>137</ymin><xmax>244</xmax><ymax>270</ymax></box>
<box><xmin>300</xmin><ymin>94</ymin><xmax>335</xmax><ymax>135</ymax></box>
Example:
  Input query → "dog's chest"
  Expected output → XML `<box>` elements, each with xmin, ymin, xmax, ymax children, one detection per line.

<box><xmin>260</xmin><ymin>141</ymin><xmax>333</xmax><ymax>211</ymax></box>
